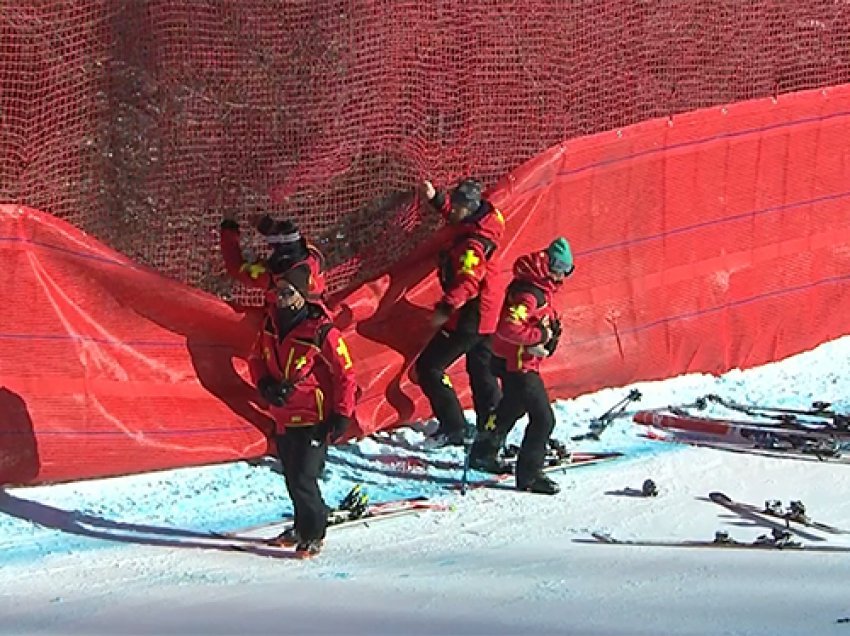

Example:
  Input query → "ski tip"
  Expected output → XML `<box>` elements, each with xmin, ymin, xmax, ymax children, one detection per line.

<box><xmin>708</xmin><ymin>491</ymin><xmax>731</xmax><ymax>504</ymax></box>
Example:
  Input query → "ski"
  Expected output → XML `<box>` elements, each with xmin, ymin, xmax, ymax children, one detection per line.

<box><xmin>708</xmin><ymin>491</ymin><xmax>849</xmax><ymax>535</ymax></box>
<box><xmin>215</xmin><ymin>495</ymin><xmax>449</xmax><ymax>543</ymax></box>
<box><xmin>641</xmin><ymin>427</ymin><xmax>850</xmax><ymax>463</ymax></box>
<box><xmin>362</xmin><ymin>439</ymin><xmax>577</xmax><ymax>475</ymax></box>
<box><xmin>167</xmin><ymin>536</ymin><xmax>312</xmax><ymax>560</ymax></box>
<box><xmin>583</xmin><ymin>531</ymin><xmax>850</xmax><ymax>552</ymax></box>
<box><xmin>635</xmin><ymin>410</ymin><xmax>844</xmax><ymax>439</ymax></box>
<box><xmin>449</xmin><ymin>451</ymin><xmax>623</xmax><ymax>492</ymax></box>
<box><xmin>705</xmin><ymin>394</ymin><xmax>848</xmax><ymax>428</ymax></box>
<box><xmin>368</xmin><ymin>429</ymin><xmax>457</xmax><ymax>453</ymax></box>
<box><xmin>218</xmin><ymin>542</ymin><xmax>315</xmax><ymax>559</ymax></box>
<box><xmin>211</xmin><ymin>499</ymin><xmax>449</xmax><ymax>559</ymax></box>
<box><xmin>359</xmin><ymin>453</ymin><xmax>453</xmax><ymax>472</ymax></box>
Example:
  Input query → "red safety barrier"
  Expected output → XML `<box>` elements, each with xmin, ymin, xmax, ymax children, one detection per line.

<box><xmin>2</xmin><ymin>84</ymin><xmax>850</xmax><ymax>485</ymax></box>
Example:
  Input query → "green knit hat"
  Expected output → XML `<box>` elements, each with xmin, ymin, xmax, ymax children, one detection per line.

<box><xmin>546</xmin><ymin>237</ymin><xmax>574</xmax><ymax>275</ymax></box>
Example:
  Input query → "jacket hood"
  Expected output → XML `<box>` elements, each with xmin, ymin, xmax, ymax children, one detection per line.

<box><xmin>513</xmin><ymin>251</ymin><xmax>560</xmax><ymax>294</ymax></box>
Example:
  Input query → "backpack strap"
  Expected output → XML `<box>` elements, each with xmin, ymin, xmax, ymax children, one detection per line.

<box><xmin>467</xmin><ymin>233</ymin><xmax>497</xmax><ymax>260</ymax></box>
<box><xmin>315</xmin><ymin>322</ymin><xmax>334</xmax><ymax>348</ymax></box>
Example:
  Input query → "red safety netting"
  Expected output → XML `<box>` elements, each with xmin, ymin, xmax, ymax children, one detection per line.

<box><xmin>2</xmin><ymin>1</ymin><xmax>849</xmax><ymax>302</ymax></box>
<box><xmin>3</xmin><ymin>84</ymin><xmax>850</xmax><ymax>485</ymax></box>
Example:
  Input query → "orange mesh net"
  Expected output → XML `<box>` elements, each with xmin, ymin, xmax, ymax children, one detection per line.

<box><xmin>2</xmin><ymin>2</ymin><xmax>849</xmax><ymax>300</ymax></box>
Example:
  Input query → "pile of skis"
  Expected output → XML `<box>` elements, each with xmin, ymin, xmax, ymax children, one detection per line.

<box><xmin>632</xmin><ymin>393</ymin><xmax>850</xmax><ymax>462</ymax></box>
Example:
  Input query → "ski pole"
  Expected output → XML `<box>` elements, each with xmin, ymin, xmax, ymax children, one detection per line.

<box><xmin>706</xmin><ymin>394</ymin><xmax>839</xmax><ymax>423</ymax></box>
<box><xmin>572</xmin><ymin>388</ymin><xmax>642</xmax><ymax>441</ymax></box>
<box><xmin>460</xmin><ymin>421</ymin><xmax>476</xmax><ymax>496</ymax></box>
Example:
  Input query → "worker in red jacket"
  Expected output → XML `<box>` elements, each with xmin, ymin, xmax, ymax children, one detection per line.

<box><xmin>219</xmin><ymin>212</ymin><xmax>326</xmax><ymax>305</ymax></box>
<box><xmin>220</xmin><ymin>212</ymin><xmax>327</xmax><ymax>388</ymax></box>
<box><xmin>414</xmin><ymin>178</ymin><xmax>506</xmax><ymax>446</ymax></box>
<box><xmin>469</xmin><ymin>238</ymin><xmax>574</xmax><ymax>495</ymax></box>
<box><xmin>248</xmin><ymin>264</ymin><xmax>357</xmax><ymax>557</ymax></box>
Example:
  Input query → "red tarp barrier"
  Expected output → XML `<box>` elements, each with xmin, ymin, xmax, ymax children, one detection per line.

<box><xmin>3</xmin><ymin>84</ymin><xmax>850</xmax><ymax>485</ymax></box>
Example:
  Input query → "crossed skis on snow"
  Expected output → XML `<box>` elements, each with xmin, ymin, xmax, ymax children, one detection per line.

<box><xmin>582</xmin><ymin>491</ymin><xmax>850</xmax><ymax>552</ymax></box>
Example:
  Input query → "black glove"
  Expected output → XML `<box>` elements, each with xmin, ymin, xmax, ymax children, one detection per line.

<box><xmin>257</xmin><ymin>376</ymin><xmax>292</xmax><ymax>407</ymax></box>
<box><xmin>544</xmin><ymin>317</ymin><xmax>562</xmax><ymax>357</ymax></box>
<box><xmin>316</xmin><ymin>412</ymin><xmax>352</xmax><ymax>444</ymax></box>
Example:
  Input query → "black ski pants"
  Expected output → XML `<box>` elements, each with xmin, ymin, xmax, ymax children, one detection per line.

<box><xmin>487</xmin><ymin>358</ymin><xmax>556</xmax><ymax>484</ymax></box>
<box><xmin>414</xmin><ymin>329</ymin><xmax>502</xmax><ymax>436</ymax></box>
<box><xmin>275</xmin><ymin>426</ymin><xmax>329</xmax><ymax>542</ymax></box>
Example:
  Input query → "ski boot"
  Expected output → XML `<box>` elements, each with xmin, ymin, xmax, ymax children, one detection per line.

<box><xmin>641</xmin><ymin>479</ymin><xmax>659</xmax><ymax>497</ymax></box>
<box><xmin>294</xmin><ymin>538</ymin><xmax>323</xmax><ymax>559</ymax></box>
<box><xmin>469</xmin><ymin>429</ymin><xmax>512</xmax><ymax>474</ymax></box>
<box><xmin>517</xmin><ymin>472</ymin><xmax>560</xmax><ymax>495</ymax></box>
<box><xmin>269</xmin><ymin>526</ymin><xmax>300</xmax><ymax>547</ymax></box>
<box><xmin>469</xmin><ymin>451</ymin><xmax>512</xmax><ymax>474</ymax></box>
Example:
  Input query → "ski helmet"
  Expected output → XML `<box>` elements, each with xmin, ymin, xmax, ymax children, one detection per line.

<box><xmin>449</xmin><ymin>178</ymin><xmax>483</xmax><ymax>214</ymax></box>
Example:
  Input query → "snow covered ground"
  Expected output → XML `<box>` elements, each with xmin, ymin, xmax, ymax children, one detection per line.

<box><xmin>3</xmin><ymin>337</ymin><xmax>850</xmax><ymax>636</ymax></box>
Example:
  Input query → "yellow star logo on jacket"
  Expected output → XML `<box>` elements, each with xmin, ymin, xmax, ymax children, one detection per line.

<box><xmin>459</xmin><ymin>249</ymin><xmax>480</xmax><ymax>275</ymax></box>
<box><xmin>240</xmin><ymin>261</ymin><xmax>267</xmax><ymax>280</ymax></box>
<box><xmin>508</xmin><ymin>304</ymin><xmax>528</xmax><ymax>324</ymax></box>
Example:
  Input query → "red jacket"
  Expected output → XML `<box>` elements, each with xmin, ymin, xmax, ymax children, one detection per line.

<box><xmin>492</xmin><ymin>251</ymin><xmax>561</xmax><ymax>373</ymax></box>
<box><xmin>249</xmin><ymin>305</ymin><xmax>357</xmax><ymax>434</ymax></box>
<box><xmin>220</xmin><ymin>224</ymin><xmax>326</xmax><ymax>304</ymax></box>
<box><xmin>434</xmin><ymin>198</ymin><xmax>506</xmax><ymax>334</ymax></box>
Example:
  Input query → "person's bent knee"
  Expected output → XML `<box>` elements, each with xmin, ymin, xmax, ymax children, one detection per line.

<box><xmin>415</xmin><ymin>358</ymin><xmax>445</xmax><ymax>387</ymax></box>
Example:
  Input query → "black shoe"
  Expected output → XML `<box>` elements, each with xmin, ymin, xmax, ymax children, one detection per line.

<box><xmin>469</xmin><ymin>452</ymin><xmax>513</xmax><ymax>474</ymax></box>
<box><xmin>269</xmin><ymin>526</ymin><xmax>300</xmax><ymax>547</ymax></box>
<box><xmin>294</xmin><ymin>538</ymin><xmax>323</xmax><ymax>558</ymax></box>
<box><xmin>517</xmin><ymin>473</ymin><xmax>560</xmax><ymax>495</ymax></box>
